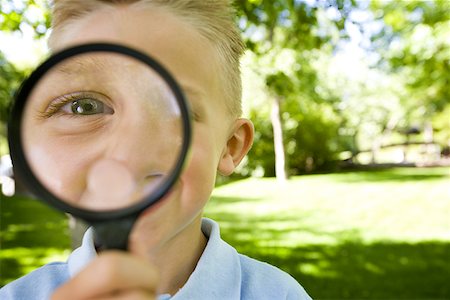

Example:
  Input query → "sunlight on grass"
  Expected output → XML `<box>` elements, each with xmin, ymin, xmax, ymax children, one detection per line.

<box><xmin>205</xmin><ymin>167</ymin><xmax>450</xmax><ymax>299</ymax></box>
<box><xmin>1</xmin><ymin>167</ymin><xmax>449</xmax><ymax>298</ymax></box>
<box><xmin>207</xmin><ymin>168</ymin><xmax>450</xmax><ymax>244</ymax></box>
<box><xmin>0</xmin><ymin>195</ymin><xmax>71</xmax><ymax>286</ymax></box>
<box><xmin>0</xmin><ymin>247</ymin><xmax>70</xmax><ymax>284</ymax></box>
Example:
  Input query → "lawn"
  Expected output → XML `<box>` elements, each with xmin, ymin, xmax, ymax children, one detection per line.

<box><xmin>0</xmin><ymin>193</ymin><xmax>71</xmax><ymax>285</ymax></box>
<box><xmin>1</xmin><ymin>167</ymin><xmax>449</xmax><ymax>299</ymax></box>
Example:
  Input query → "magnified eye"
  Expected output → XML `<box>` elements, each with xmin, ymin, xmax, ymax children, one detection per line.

<box><xmin>44</xmin><ymin>92</ymin><xmax>114</xmax><ymax>118</ymax></box>
<box><xmin>63</xmin><ymin>98</ymin><xmax>112</xmax><ymax>115</ymax></box>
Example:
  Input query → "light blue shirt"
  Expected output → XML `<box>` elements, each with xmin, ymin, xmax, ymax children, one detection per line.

<box><xmin>0</xmin><ymin>218</ymin><xmax>312</xmax><ymax>299</ymax></box>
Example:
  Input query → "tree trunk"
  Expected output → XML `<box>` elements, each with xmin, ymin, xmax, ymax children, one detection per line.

<box><xmin>371</xmin><ymin>115</ymin><xmax>400</xmax><ymax>164</ymax></box>
<box><xmin>423</xmin><ymin>121</ymin><xmax>438</xmax><ymax>162</ymax></box>
<box><xmin>271</xmin><ymin>96</ymin><xmax>287</xmax><ymax>182</ymax></box>
<box><xmin>370</xmin><ymin>138</ymin><xmax>380</xmax><ymax>164</ymax></box>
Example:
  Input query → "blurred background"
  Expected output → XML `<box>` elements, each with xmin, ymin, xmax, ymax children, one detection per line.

<box><xmin>0</xmin><ymin>0</ymin><xmax>449</xmax><ymax>299</ymax></box>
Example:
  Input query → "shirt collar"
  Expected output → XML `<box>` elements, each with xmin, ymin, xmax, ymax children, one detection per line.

<box><xmin>171</xmin><ymin>218</ymin><xmax>241</xmax><ymax>299</ymax></box>
<box><xmin>66</xmin><ymin>218</ymin><xmax>241</xmax><ymax>299</ymax></box>
<box><xmin>67</xmin><ymin>227</ymin><xmax>97</xmax><ymax>277</ymax></box>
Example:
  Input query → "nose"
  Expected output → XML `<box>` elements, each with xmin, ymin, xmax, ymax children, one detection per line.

<box><xmin>101</xmin><ymin>101</ymin><xmax>183</xmax><ymax>185</ymax></box>
<box><xmin>79</xmin><ymin>159</ymin><xmax>137</xmax><ymax>210</ymax></box>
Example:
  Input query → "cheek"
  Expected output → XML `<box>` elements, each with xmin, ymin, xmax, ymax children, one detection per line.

<box><xmin>28</xmin><ymin>145</ymin><xmax>85</xmax><ymax>202</ymax></box>
<box><xmin>24</xmin><ymin>133</ymin><xmax>89</xmax><ymax>203</ymax></box>
<box><xmin>179</xmin><ymin>129</ymin><xmax>221</xmax><ymax>209</ymax></box>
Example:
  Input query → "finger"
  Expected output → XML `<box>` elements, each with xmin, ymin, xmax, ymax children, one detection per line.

<box><xmin>51</xmin><ymin>251</ymin><xmax>159</xmax><ymax>300</ymax></box>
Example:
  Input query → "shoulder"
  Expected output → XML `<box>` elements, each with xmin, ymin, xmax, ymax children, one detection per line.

<box><xmin>0</xmin><ymin>262</ymin><xmax>69</xmax><ymax>300</ymax></box>
<box><xmin>238</xmin><ymin>253</ymin><xmax>312</xmax><ymax>300</ymax></box>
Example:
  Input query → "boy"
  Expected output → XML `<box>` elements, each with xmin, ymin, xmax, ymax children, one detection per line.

<box><xmin>0</xmin><ymin>1</ymin><xmax>312</xmax><ymax>299</ymax></box>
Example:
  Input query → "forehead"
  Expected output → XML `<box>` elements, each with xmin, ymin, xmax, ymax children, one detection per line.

<box><xmin>51</xmin><ymin>4</ymin><xmax>221</xmax><ymax>108</ymax></box>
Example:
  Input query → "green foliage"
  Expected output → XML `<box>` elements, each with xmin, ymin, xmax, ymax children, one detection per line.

<box><xmin>0</xmin><ymin>52</ymin><xmax>24</xmax><ymax>125</ymax></box>
<box><xmin>241</xmin><ymin>49</ymin><xmax>346</xmax><ymax>175</ymax></box>
<box><xmin>284</xmin><ymin>100</ymin><xmax>343</xmax><ymax>173</ymax></box>
<box><xmin>245</xmin><ymin>110</ymin><xmax>276</xmax><ymax>176</ymax></box>
<box><xmin>0</xmin><ymin>52</ymin><xmax>30</xmax><ymax>155</ymax></box>
<box><xmin>372</xmin><ymin>0</ymin><xmax>450</xmax><ymax>117</ymax></box>
<box><xmin>235</xmin><ymin>0</ymin><xmax>355</xmax><ymax>52</ymax></box>
<box><xmin>433</xmin><ymin>105</ymin><xmax>450</xmax><ymax>147</ymax></box>
<box><xmin>237</xmin><ymin>0</ymin><xmax>450</xmax><ymax>174</ymax></box>
<box><xmin>245</xmin><ymin>71</ymin><xmax>344</xmax><ymax>175</ymax></box>
<box><xmin>0</xmin><ymin>0</ymin><xmax>51</xmax><ymax>37</ymax></box>
<box><xmin>0</xmin><ymin>0</ymin><xmax>448</xmax><ymax>175</ymax></box>
<box><xmin>0</xmin><ymin>0</ymin><xmax>51</xmax><ymax>148</ymax></box>
<box><xmin>368</xmin><ymin>0</ymin><xmax>450</xmax><ymax>154</ymax></box>
<box><xmin>236</xmin><ymin>0</ymin><xmax>358</xmax><ymax>175</ymax></box>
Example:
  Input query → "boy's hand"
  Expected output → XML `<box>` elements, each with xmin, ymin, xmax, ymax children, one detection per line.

<box><xmin>53</xmin><ymin>160</ymin><xmax>158</xmax><ymax>299</ymax></box>
<box><xmin>51</xmin><ymin>251</ymin><xmax>159</xmax><ymax>300</ymax></box>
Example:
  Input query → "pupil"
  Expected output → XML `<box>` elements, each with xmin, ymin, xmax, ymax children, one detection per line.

<box><xmin>72</xmin><ymin>99</ymin><xmax>101</xmax><ymax>115</ymax></box>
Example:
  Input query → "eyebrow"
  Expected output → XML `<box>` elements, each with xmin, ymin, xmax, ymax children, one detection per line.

<box><xmin>54</xmin><ymin>57</ymin><xmax>208</xmax><ymax>115</ymax></box>
<box><xmin>55</xmin><ymin>56</ymin><xmax>108</xmax><ymax>75</ymax></box>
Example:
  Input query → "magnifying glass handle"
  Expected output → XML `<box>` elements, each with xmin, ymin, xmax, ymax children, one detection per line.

<box><xmin>91</xmin><ymin>214</ymin><xmax>137</xmax><ymax>251</ymax></box>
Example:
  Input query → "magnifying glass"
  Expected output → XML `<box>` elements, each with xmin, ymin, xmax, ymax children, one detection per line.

<box><xmin>8</xmin><ymin>43</ymin><xmax>191</xmax><ymax>251</ymax></box>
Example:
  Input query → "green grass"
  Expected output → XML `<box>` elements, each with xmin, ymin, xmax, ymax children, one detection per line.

<box><xmin>0</xmin><ymin>194</ymin><xmax>71</xmax><ymax>285</ymax></box>
<box><xmin>1</xmin><ymin>167</ymin><xmax>449</xmax><ymax>299</ymax></box>
<box><xmin>205</xmin><ymin>167</ymin><xmax>450</xmax><ymax>299</ymax></box>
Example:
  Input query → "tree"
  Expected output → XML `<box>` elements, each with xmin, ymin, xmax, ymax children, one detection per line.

<box><xmin>0</xmin><ymin>52</ymin><xmax>24</xmax><ymax>125</ymax></box>
<box><xmin>236</xmin><ymin>0</ymin><xmax>449</xmax><ymax>172</ymax></box>
<box><xmin>0</xmin><ymin>0</ymin><xmax>50</xmax><ymax>153</ymax></box>
<box><xmin>235</xmin><ymin>0</ymin><xmax>357</xmax><ymax>178</ymax></box>
<box><xmin>314</xmin><ymin>43</ymin><xmax>408</xmax><ymax>163</ymax></box>
<box><xmin>371</xmin><ymin>0</ymin><xmax>450</xmax><ymax>143</ymax></box>
<box><xmin>0</xmin><ymin>0</ymin><xmax>51</xmax><ymax>36</ymax></box>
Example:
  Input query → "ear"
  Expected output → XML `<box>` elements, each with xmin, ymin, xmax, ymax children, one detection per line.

<box><xmin>218</xmin><ymin>118</ymin><xmax>254</xmax><ymax>176</ymax></box>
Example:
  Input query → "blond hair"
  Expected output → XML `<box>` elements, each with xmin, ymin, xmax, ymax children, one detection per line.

<box><xmin>48</xmin><ymin>0</ymin><xmax>245</xmax><ymax>117</ymax></box>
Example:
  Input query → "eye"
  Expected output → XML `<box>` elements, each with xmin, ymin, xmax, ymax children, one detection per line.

<box><xmin>44</xmin><ymin>92</ymin><xmax>114</xmax><ymax>118</ymax></box>
<box><xmin>62</xmin><ymin>98</ymin><xmax>112</xmax><ymax>115</ymax></box>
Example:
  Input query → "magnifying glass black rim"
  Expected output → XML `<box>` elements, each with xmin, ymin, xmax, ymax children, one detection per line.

<box><xmin>8</xmin><ymin>43</ymin><xmax>191</xmax><ymax>222</ymax></box>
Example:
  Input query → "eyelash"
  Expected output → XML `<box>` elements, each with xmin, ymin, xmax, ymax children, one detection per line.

<box><xmin>42</xmin><ymin>92</ymin><xmax>100</xmax><ymax>118</ymax></box>
<box><xmin>41</xmin><ymin>92</ymin><xmax>200</xmax><ymax>122</ymax></box>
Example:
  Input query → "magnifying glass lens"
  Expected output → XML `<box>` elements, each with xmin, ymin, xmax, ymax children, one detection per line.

<box><xmin>20</xmin><ymin>50</ymin><xmax>184</xmax><ymax>212</ymax></box>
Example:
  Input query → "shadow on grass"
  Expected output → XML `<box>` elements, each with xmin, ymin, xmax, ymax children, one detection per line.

<box><xmin>0</xmin><ymin>195</ymin><xmax>71</xmax><ymax>286</ymax></box>
<box><xmin>206</xmin><ymin>194</ymin><xmax>450</xmax><ymax>299</ymax></box>
<box><xmin>230</xmin><ymin>238</ymin><xmax>450</xmax><ymax>299</ymax></box>
<box><xmin>2</xmin><ymin>166</ymin><xmax>449</xmax><ymax>298</ymax></box>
